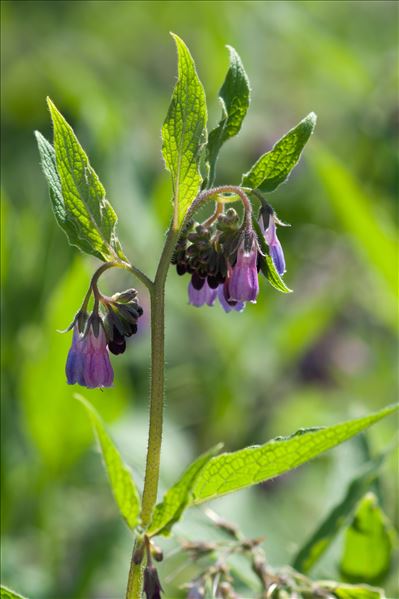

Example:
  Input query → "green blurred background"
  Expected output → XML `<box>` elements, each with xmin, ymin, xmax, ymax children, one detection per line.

<box><xmin>1</xmin><ymin>1</ymin><xmax>398</xmax><ymax>597</ymax></box>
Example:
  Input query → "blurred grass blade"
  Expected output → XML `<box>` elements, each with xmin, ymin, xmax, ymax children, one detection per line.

<box><xmin>241</xmin><ymin>112</ymin><xmax>316</xmax><ymax>192</ymax></box>
<box><xmin>46</xmin><ymin>98</ymin><xmax>127</xmax><ymax>262</ymax></box>
<box><xmin>317</xmin><ymin>581</ymin><xmax>385</xmax><ymax>599</ymax></box>
<box><xmin>340</xmin><ymin>492</ymin><xmax>396</xmax><ymax>584</ymax></box>
<box><xmin>190</xmin><ymin>404</ymin><xmax>398</xmax><ymax>504</ymax></box>
<box><xmin>309</xmin><ymin>143</ymin><xmax>397</xmax><ymax>296</ymax></box>
<box><xmin>0</xmin><ymin>587</ymin><xmax>28</xmax><ymax>599</ymax></box>
<box><xmin>206</xmin><ymin>45</ymin><xmax>250</xmax><ymax>187</ymax></box>
<box><xmin>148</xmin><ymin>443</ymin><xmax>222</xmax><ymax>537</ymax></box>
<box><xmin>252</xmin><ymin>216</ymin><xmax>292</xmax><ymax>293</ymax></box>
<box><xmin>292</xmin><ymin>449</ymin><xmax>391</xmax><ymax>573</ymax></box>
<box><xmin>162</xmin><ymin>33</ymin><xmax>207</xmax><ymax>229</ymax></box>
<box><xmin>76</xmin><ymin>395</ymin><xmax>141</xmax><ymax>530</ymax></box>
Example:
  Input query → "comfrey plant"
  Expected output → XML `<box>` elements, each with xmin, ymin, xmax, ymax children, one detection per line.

<box><xmin>30</xmin><ymin>35</ymin><xmax>397</xmax><ymax>599</ymax></box>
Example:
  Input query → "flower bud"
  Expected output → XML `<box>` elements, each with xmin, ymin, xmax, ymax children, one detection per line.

<box><xmin>143</xmin><ymin>564</ymin><xmax>163</xmax><ymax>599</ymax></box>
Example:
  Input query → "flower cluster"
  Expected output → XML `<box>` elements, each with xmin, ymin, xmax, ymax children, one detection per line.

<box><xmin>172</xmin><ymin>203</ymin><xmax>286</xmax><ymax>312</ymax></box>
<box><xmin>65</xmin><ymin>288</ymin><xmax>143</xmax><ymax>389</ymax></box>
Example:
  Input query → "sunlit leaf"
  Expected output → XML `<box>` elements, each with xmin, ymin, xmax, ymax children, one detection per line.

<box><xmin>292</xmin><ymin>451</ymin><xmax>389</xmax><ymax>573</ymax></box>
<box><xmin>340</xmin><ymin>492</ymin><xmax>396</xmax><ymax>584</ymax></box>
<box><xmin>206</xmin><ymin>45</ymin><xmax>250</xmax><ymax>187</ymax></box>
<box><xmin>0</xmin><ymin>586</ymin><xmax>28</xmax><ymax>599</ymax></box>
<box><xmin>190</xmin><ymin>404</ymin><xmax>398</xmax><ymax>504</ymax></box>
<box><xmin>147</xmin><ymin>444</ymin><xmax>222</xmax><ymax>537</ymax></box>
<box><xmin>44</xmin><ymin>98</ymin><xmax>127</xmax><ymax>262</ymax></box>
<box><xmin>241</xmin><ymin>112</ymin><xmax>316</xmax><ymax>191</ymax></box>
<box><xmin>318</xmin><ymin>580</ymin><xmax>385</xmax><ymax>599</ymax></box>
<box><xmin>162</xmin><ymin>33</ymin><xmax>207</xmax><ymax>229</ymax></box>
<box><xmin>76</xmin><ymin>395</ymin><xmax>141</xmax><ymax>530</ymax></box>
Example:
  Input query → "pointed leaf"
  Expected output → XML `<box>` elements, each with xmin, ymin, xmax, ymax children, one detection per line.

<box><xmin>162</xmin><ymin>34</ymin><xmax>207</xmax><ymax>229</ymax></box>
<box><xmin>206</xmin><ymin>46</ymin><xmax>250</xmax><ymax>187</ymax></box>
<box><xmin>35</xmin><ymin>131</ymin><xmax>101</xmax><ymax>258</ymax></box>
<box><xmin>241</xmin><ymin>112</ymin><xmax>316</xmax><ymax>192</ymax></box>
<box><xmin>190</xmin><ymin>404</ymin><xmax>398</xmax><ymax>504</ymax></box>
<box><xmin>45</xmin><ymin>98</ymin><xmax>127</xmax><ymax>262</ymax></box>
<box><xmin>77</xmin><ymin>395</ymin><xmax>141</xmax><ymax>530</ymax></box>
<box><xmin>148</xmin><ymin>444</ymin><xmax>222</xmax><ymax>537</ymax></box>
<box><xmin>252</xmin><ymin>215</ymin><xmax>292</xmax><ymax>293</ymax></box>
<box><xmin>292</xmin><ymin>451</ymin><xmax>389</xmax><ymax>573</ymax></box>
<box><xmin>0</xmin><ymin>587</ymin><xmax>28</xmax><ymax>599</ymax></box>
<box><xmin>318</xmin><ymin>581</ymin><xmax>385</xmax><ymax>599</ymax></box>
<box><xmin>340</xmin><ymin>492</ymin><xmax>396</xmax><ymax>584</ymax></box>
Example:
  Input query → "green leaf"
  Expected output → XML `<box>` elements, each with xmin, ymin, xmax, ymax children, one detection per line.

<box><xmin>0</xmin><ymin>587</ymin><xmax>28</xmax><ymax>599</ymax></box>
<box><xmin>44</xmin><ymin>98</ymin><xmax>127</xmax><ymax>262</ymax></box>
<box><xmin>318</xmin><ymin>580</ymin><xmax>385</xmax><ymax>599</ymax></box>
<box><xmin>162</xmin><ymin>33</ymin><xmax>207</xmax><ymax>229</ymax></box>
<box><xmin>190</xmin><ymin>404</ymin><xmax>398</xmax><ymax>505</ymax></box>
<box><xmin>35</xmin><ymin>131</ymin><xmax>100</xmax><ymax>258</ymax></box>
<box><xmin>252</xmin><ymin>216</ymin><xmax>292</xmax><ymax>293</ymax></box>
<box><xmin>292</xmin><ymin>451</ymin><xmax>389</xmax><ymax>573</ymax></box>
<box><xmin>206</xmin><ymin>46</ymin><xmax>250</xmax><ymax>187</ymax></box>
<box><xmin>241</xmin><ymin>112</ymin><xmax>316</xmax><ymax>192</ymax></box>
<box><xmin>148</xmin><ymin>444</ymin><xmax>222</xmax><ymax>537</ymax></box>
<box><xmin>340</xmin><ymin>492</ymin><xmax>396</xmax><ymax>584</ymax></box>
<box><xmin>76</xmin><ymin>395</ymin><xmax>141</xmax><ymax>530</ymax></box>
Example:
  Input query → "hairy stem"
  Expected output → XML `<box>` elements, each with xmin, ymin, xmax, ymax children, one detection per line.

<box><xmin>126</xmin><ymin>225</ymin><xmax>179</xmax><ymax>598</ymax></box>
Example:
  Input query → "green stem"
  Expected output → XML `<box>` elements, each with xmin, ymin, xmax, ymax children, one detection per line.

<box><xmin>126</xmin><ymin>225</ymin><xmax>179</xmax><ymax>598</ymax></box>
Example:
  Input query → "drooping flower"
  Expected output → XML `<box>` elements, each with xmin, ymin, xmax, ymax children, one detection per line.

<box><xmin>263</xmin><ymin>213</ymin><xmax>286</xmax><ymax>276</ymax></box>
<box><xmin>228</xmin><ymin>236</ymin><xmax>259</xmax><ymax>303</ymax></box>
<box><xmin>217</xmin><ymin>282</ymin><xmax>244</xmax><ymax>313</ymax></box>
<box><xmin>66</xmin><ymin>316</ymin><xmax>113</xmax><ymax>389</ymax></box>
<box><xmin>188</xmin><ymin>278</ymin><xmax>217</xmax><ymax>307</ymax></box>
<box><xmin>143</xmin><ymin>564</ymin><xmax>163</xmax><ymax>599</ymax></box>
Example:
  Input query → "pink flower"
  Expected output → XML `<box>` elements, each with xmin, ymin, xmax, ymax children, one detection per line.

<box><xmin>228</xmin><ymin>238</ymin><xmax>259</xmax><ymax>303</ymax></box>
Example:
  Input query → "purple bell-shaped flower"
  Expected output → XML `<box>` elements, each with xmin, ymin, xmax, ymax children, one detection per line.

<box><xmin>264</xmin><ymin>214</ymin><xmax>286</xmax><ymax>276</ymax></box>
<box><xmin>66</xmin><ymin>317</ymin><xmax>113</xmax><ymax>389</ymax></box>
<box><xmin>228</xmin><ymin>237</ymin><xmax>259</xmax><ymax>303</ymax></box>
<box><xmin>188</xmin><ymin>278</ymin><xmax>217</xmax><ymax>307</ymax></box>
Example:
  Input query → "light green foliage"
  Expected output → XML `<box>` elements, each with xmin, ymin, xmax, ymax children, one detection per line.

<box><xmin>77</xmin><ymin>395</ymin><xmax>141</xmax><ymax>531</ymax></box>
<box><xmin>162</xmin><ymin>34</ymin><xmax>207</xmax><ymax>229</ymax></box>
<box><xmin>190</xmin><ymin>404</ymin><xmax>397</xmax><ymax>504</ymax></box>
<box><xmin>340</xmin><ymin>493</ymin><xmax>396</xmax><ymax>584</ymax></box>
<box><xmin>293</xmin><ymin>452</ymin><xmax>389</xmax><ymax>573</ymax></box>
<box><xmin>241</xmin><ymin>112</ymin><xmax>316</xmax><ymax>191</ymax></box>
<box><xmin>43</xmin><ymin>99</ymin><xmax>126</xmax><ymax>262</ymax></box>
<box><xmin>318</xmin><ymin>581</ymin><xmax>385</xmax><ymax>599</ymax></box>
<box><xmin>0</xmin><ymin>587</ymin><xmax>27</xmax><ymax>599</ymax></box>
<box><xmin>206</xmin><ymin>46</ymin><xmax>250</xmax><ymax>187</ymax></box>
<box><xmin>310</xmin><ymin>144</ymin><xmax>397</xmax><ymax>300</ymax></box>
<box><xmin>252</xmin><ymin>215</ymin><xmax>292</xmax><ymax>293</ymax></box>
<box><xmin>147</xmin><ymin>444</ymin><xmax>222</xmax><ymax>537</ymax></box>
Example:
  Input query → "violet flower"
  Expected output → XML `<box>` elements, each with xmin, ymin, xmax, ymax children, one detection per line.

<box><xmin>228</xmin><ymin>238</ymin><xmax>259</xmax><ymax>303</ymax></box>
<box><xmin>66</xmin><ymin>319</ymin><xmax>113</xmax><ymax>389</ymax></box>
<box><xmin>264</xmin><ymin>214</ymin><xmax>286</xmax><ymax>276</ymax></box>
<box><xmin>188</xmin><ymin>279</ymin><xmax>217</xmax><ymax>308</ymax></box>
<box><xmin>217</xmin><ymin>283</ymin><xmax>244</xmax><ymax>313</ymax></box>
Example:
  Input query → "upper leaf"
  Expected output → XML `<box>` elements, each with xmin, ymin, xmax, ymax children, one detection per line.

<box><xmin>340</xmin><ymin>492</ymin><xmax>395</xmax><ymax>583</ymax></box>
<box><xmin>190</xmin><ymin>404</ymin><xmax>398</xmax><ymax>504</ymax></box>
<box><xmin>147</xmin><ymin>444</ymin><xmax>222</xmax><ymax>537</ymax></box>
<box><xmin>162</xmin><ymin>34</ymin><xmax>207</xmax><ymax>229</ymax></box>
<box><xmin>0</xmin><ymin>587</ymin><xmax>28</xmax><ymax>599</ymax></box>
<box><xmin>44</xmin><ymin>98</ymin><xmax>127</xmax><ymax>262</ymax></box>
<box><xmin>292</xmin><ymin>451</ymin><xmax>389</xmax><ymax>573</ymax></box>
<box><xmin>77</xmin><ymin>395</ymin><xmax>141</xmax><ymax>530</ymax></box>
<box><xmin>317</xmin><ymin>581</ymin><xmax>385</xmax><ymax>599</ymax></box>
<box><xmin>206</xmin><ymin>46</ymin><xmax>250</xmax><ymax>187</ymax></box>
<box><xmin>241</xmin><ymin>112</ymin><xmax>317</xmax><ymax>192</ymax></box>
